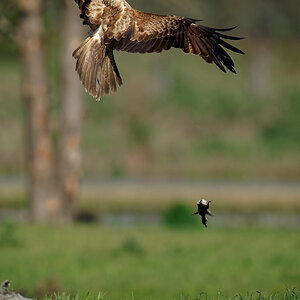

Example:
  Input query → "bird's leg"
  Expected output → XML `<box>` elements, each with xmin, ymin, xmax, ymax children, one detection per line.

<box><xmin>201</xmin><ymin>215</ymin><xmax>208</xmax><ymax>227</ymax></box>
<box><xmin>192</xmin><ymin>212</ymin><xmax>199</xmax><ymax>216</ymax></box>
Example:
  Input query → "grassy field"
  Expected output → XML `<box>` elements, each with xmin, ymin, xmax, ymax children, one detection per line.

<box><xmin>42</xmin><ymin>289</ymin><xmax>299</xmax><ymax>300</ymax></box>
<box><xmin>0</xmin><ymin>224</ymin><xmax>299</xmax><ymax>299</ymax></box>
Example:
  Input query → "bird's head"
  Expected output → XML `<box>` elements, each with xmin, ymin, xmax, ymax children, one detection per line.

<box><xmin>198</xmin><ymin>198</ymin><xmax>208</xmax><ymax>206</ymax></box>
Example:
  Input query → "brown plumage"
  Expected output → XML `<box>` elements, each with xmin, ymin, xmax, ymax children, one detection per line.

<box><xmin>73</xmin><ymin>0</ymin><xmax>244</xmax><ymax>100</ymax></box>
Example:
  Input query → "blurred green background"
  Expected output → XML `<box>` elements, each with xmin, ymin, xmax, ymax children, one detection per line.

<box><xmin>0</xmin><ymin>0</ymin><xmax>299</xmax><ymax>179</ymax></box>
<box><xmin>0</xmin><ymin>0</ymin><xmax>299</xmax><ymax>299</ymax></box>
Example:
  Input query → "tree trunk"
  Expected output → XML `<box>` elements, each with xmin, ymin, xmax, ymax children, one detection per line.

<box><xmin>17</xmin><ymin>0</ymin><xmax>63</xmax><ymax>222</ymax></box>
<box><xmin>59</xmin><ymin>0</ymin><xmax>84</xmax><ymax>221</ymax></box>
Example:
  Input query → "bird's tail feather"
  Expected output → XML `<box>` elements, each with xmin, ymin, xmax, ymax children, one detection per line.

<box><xmin>72</xmin><ymin>36</ymin><xmax>122</xmax><ymax>100</ymax></box>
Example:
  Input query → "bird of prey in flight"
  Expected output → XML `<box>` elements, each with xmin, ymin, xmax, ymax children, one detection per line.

<box><xmin>192</xmin><ymin>199</ymin><xmax>214</xmax><ymax>228</ymax></box>
<box><xmin>73</xmin><ymin>0</ymin><xmax>244</xmax><ymax>100</ymax></box>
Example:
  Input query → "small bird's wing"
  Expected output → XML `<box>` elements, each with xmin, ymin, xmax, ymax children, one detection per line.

<box><xmin>74</xmin><ymin>0</ymin><xmax>105</xmax><ymax>31</ymax></box>
<box><xmin>109</xmin><ymin>9</ymin><xmax>244</xmax><ymax>73</ymax></box>
<box><xmin>206</xmin><ymin>209</ymin><xmax>215</xmax><ymax>216</ymax></box>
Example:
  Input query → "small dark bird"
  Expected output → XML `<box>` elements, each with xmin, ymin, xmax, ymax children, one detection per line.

<box><xmin>192</xmin><ymin>199</ymin><xmax>214</xmax><ymax>227</ymax></box>
<box><xmin>73</xmin><ymin>0</ymin><xmax>244</xmax><ymax>100</ymax></box>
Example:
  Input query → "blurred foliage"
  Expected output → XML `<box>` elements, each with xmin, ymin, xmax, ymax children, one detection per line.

<box><xmin>0</xmin><ymin>222</ymin><xmax>22</xmax><ymax>247</ymax></box>
<box><xmin>35</xmin><ymin>277</ymin><xmax>63</xmax><ymax>298</ymax></box>
<box><xmin>0</xmin><ymin>193</ymin><xmax>28</xmax><ymax>209</ymax></box>
<box><xmin>120</xmin><ymin>236</ymin><xmax>145</xmax><ymax>254</ymax></box>
<box><xmin>127</xmin><ymin>118</ymin><xmax>152</xmax><ymax>147</ymax></box>
<box><xmin>163</xmin><ymin>203</ymin><xmax>198</xmax><ymax>227</ymax></box>
<box><xmin>262</xmin><ymin>89</ymin><xmax>300</xmax><ymax>149</ymax></box>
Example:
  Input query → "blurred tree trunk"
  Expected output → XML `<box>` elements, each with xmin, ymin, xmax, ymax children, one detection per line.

<box><xmin>59</xmin><ymin>0</ymin><xmax>84</xmax><ymax>220</ymax></box>
<box><xmin>17</xmin><ymin>0</ymin><xmax>63</xmax><ymax>222</ymax></box>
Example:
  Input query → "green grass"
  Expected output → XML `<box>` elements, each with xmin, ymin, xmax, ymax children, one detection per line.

<box><xmin>0</xmin><ymin>224</ymin><xmax>299</xmax><ymax>299</ymax></box>
<box><xmin>43</xmin><ymin>289</ymin><xmax>300</xmax><ymax>300</ymax></box>
<box><xmin>44</xmin><ymin>293</ymin><xmax>103</xmax><ymax>300</ymax></box>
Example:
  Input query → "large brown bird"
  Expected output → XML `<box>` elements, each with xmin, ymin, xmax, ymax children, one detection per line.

<box><xmin>73</xmin><ymin>0</ymin><xmax>244</xmax><ymax>100</ymax></box>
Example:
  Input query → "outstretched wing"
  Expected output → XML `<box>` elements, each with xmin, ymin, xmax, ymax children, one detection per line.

<box><xmin>206</xmin><ymin>209</ymin><xmax>215</xmax><ymax>217</ymax></box>
<box><xmin>74</xmin><ymin>0</ymin><xmax>105</xmax><ymax>31</ymax></box>
<box><xmin>108</xmin><ymin>10</ymin><xmax>244</xmax><ymax>73</ymax></box>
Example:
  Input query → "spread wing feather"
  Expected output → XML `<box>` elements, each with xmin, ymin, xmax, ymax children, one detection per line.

<box><xmin>108</xmin><ymin>10</ymin><xmax>243</xmax><ymax>73</ymax></box>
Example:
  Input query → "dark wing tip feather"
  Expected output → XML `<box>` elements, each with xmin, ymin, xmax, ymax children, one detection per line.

<box><xmin>218</xmin><ymin>39</ymin><xmax>244</xmax><ymax>55</ymax></box>
<box><xmin>186</xmin><ymin>18</ymin><xmax>203</xmax><ymax>22</ymax></box>
<box><xmin>212</xmin><ymin>25</ymin><xmax>239</xmax><ymax>31</ymax></box>
<box><xmin>196</xmin><ymin>24</ymin><xmax>244</xmax><ymax>73</ymax></box>
<box><xmin>217</xmin><ymin>33</ymin><xmax>245</xmax><ymax>41</ymax></box>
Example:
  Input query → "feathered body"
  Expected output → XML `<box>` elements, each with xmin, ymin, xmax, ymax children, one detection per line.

<box><xmin>73</xmin><ymin>0</ymin><xmax>243</xmax><ymax>99</ymax></box>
